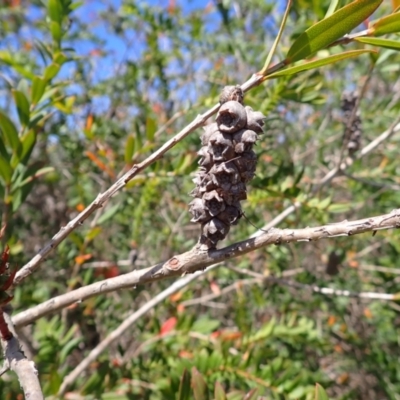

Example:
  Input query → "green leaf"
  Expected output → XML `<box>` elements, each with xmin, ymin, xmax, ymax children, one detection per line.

<box><xmin>243</xmin><ymin>389</ymin><xmax>258</xmax><ymax>400</ymax></box>
<box><xmin>191</xmin><ymin>317</ymin><xmax>220</xmax><ymax>334</ymax></box>
<box><xmin>0</xmin><ymin>156</ymin><xmax>13</xmax><ymax>184</ymax></box>
<box><xmin>70</xmin><ymin>1</ymin><xmax>84</xmax><ymax>11</ymax></box>
<box><xmin>31</xmin><ymin>76</ymin><xmax>47</xmax><ymax>106</ymax></box>
<box><xmin>12</xmin><ymin>89</ymin><xmax>30</xmax><ymax>127</ymax></box>
<box><xmin>19</xmin><ymin>130</ymin><xmax>36</xmax><ymax>165</ymax></box>
<box><xmin>50</xmin><ymin>21</ymin><xmax>62</xmax><ymax>43</ymax></box>
<box><xmin>59</xmin><ymin>337</ymin><xmax>82</xmax><ymax>364</ymax></box>
<box><xmin>177</xmin><ymin>369</ymin><xmax>191</xmax><ymax>400</ymax></box>
<box><xmin>0</xmin><ymin>110</ymin><xmax>21</xmax><ymax>155</ymax></box>
<box><xmin>12</xmin><ymin>166</ymin><xmax>54</xmax><ymax>190</ymax></box>
<box><xmin>355</xmin><ymin>37</ymin><xmax>400</xmax><ymax>51</ymax></box>
<box><xmin>53</xmin><ymin>52</ymin><xmax>67</xmax><ymax>64</ymax></box>
<box><xmin>324</xmin><ymin>0</ymin><xmax>340</xmax><ymax>18</ymax></box>
<box><xmin>48</xmin><ymin>0</ymin><xmax>63</xmax><ymax>23</ymax></box>
<box><xmin>191</xmin><ymin>367</ymin><xmax>209</xmax><ymax>400</ymax></box>
<box><xmin>370</xmin><ymin>11</ymin><xmax>400</xmax><ymax>36</ymax></box>
<box><xmin>146</xmin><ymin>116</ymin><xmax>157</xmax><ymax>141</ymax></box>
<box><xmin>44</xmin><ymin>63</ymin><xmax>61</xmax><ymax>81</ymax></box>
<box><xmin>97</xmin><ymin>203</ymin><xmax>121</xmax><ymax>225</ymax></box>
<box><xmin>17</xmin><ymin>79</ymin><xmax>31</xmax><ymax>102</ymax></box>
<box><xmin>314</xmin><ymin>383</ymin><xmax>329</xmax><ymax>400</ymax></box>
<box><xmin>287</xmin><ymin>0</ymin><xmax>383</xmax><ymax>62</ymax></box>
<box><xmin>266</xmin><ymin>50</ymin><xmax>375</xmax><ymax>79</ymax></box>
<box><xmin>214</xmin><ymin>382</ymin><xmax>227</xmax><ymax>400</ymax></box>
<box><xmin>124</xmin><ymin>134</ymin><xmax>135</xmax><ymax>163</ymax></box>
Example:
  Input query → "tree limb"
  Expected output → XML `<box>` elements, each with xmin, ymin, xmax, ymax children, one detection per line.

<box><xmin>13</xmin><ymin>208</ymin><xmax>400</xmax><ymax>328</ymax></box>
<box><xmin>0</xmin><ymin>306</ymin><xmax>44</xmax><ymax>400</ymax></box>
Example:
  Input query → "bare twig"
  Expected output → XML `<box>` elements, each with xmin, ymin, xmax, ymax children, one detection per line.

<box><xmin>229</xmin><ymin>265</ymin><xmax>399</xmax><ymax>300</ymax></box>
<box><xmin>12</xmin><ymin>208</ymin><xmax>400</xmax><ymax>328</ymax></box>
<box><xmin>267</xmin><ymin>277</ymin><xmax>399</xmax><ymax>300</ymax></box>
<box><xmin>0</xmin><ymin>306</ymin><xmax>44</xmax><ymax>400</ymax></box>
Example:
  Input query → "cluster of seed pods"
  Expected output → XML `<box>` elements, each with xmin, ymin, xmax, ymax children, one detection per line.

<box><xmin>341</xmin><ymin>91</ymin><xmax>363</xmax><ymax>156</ymax></box>
<box><xmin>189</xmin><ymin>86</ymin><xmax>266</xmax><ymax>248</ymax></box>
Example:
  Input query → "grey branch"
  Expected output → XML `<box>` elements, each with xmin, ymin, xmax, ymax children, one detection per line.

<box><xmin>1</xmin><ymin>307</ymin><xmax>44</xmax><ymax>400</ymax></box>
<box><xmin>13</xmin><ymin>208</ymin><xmax>400</xmax><ymax>328</ymax></box>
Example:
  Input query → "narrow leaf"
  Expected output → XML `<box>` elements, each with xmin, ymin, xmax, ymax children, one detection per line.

<box><xmin>191</xmin><ymin>367</ymin><xmax>209</xmax><ymax>400</ymax></box>
<box><xmin>260</xmin><ymin>0</ymin><xmax>292</xmax><ymax>74</ymax></box>
<box><xmin>124</xmin><ymin>135</ymin><xmax>135</xmax><ymax>163</ymax></box>
<box><xmin>177</xmin><ymin>369</ymin><xmax>191</xmax><ymax>400</ymax></box>
<box><xmin>315</xmin><ymin>383</ymin><xmax>329</xmax><ymax>400</ymax></box>
<box><xmin>0</xmin><ymin>110</ymin><xmax>21</xmax><ymax>155</ymax></box>
<box><xmin>50</xmin><ymin>21</ymin><xmax>62</xmax><ymax>43</ymax></box>
<box><xmin>12</xmin><ymin>89</ymin><xmax>30</xmax><ymax>127</ymax></box>
<box><xmin>146</xmin><ymin>116</ymin><xmax>157</xmax><ymax>141</ymax></box>
<box><xmin>214</xmin><ymin>382</ymin><xmax>227</xmax><ymax>400</ymax></box>
<box><xmin>244</xmin><ymin>389</ymin><xmax>259</xmax><ymax>400</ymax></box>
<box><xmin>325</xmin><ymin>0</ymin><xmax>340</xmax><ymax>18</ymax></box>
<box><xmin>370</xmin><ymin>12</ymin><xmax>400</xmax><ymax>36</ymax></box>
<box><xmin>355</xmin><ymin>37</ymin><xmax>400</xmax><ymax>50</ymax></box>
<box><xmin>53</xmin><ymin>52</ymin><xmax>67</xmax><ymax>64</ymax></box>
<box><xmin>287</xmin><ymin>0</ymin><xmax>383</xmax><ymax>62</ymax></box>
<box><xmin>96</xmin><ymin>203</ymin><xmax>120</xmax><ymax>225</ymax></box>
<box><xmin>44</xmin><ymin>63</ymin><xmax>61</xmax><ymax>80</ymax></box>
<box><xmin>0</xmin><ymin>156</ymin><xmax>13</xmax><ymax>184</ymax></box>
<box><xmin>266</xmin><ymin>50</ymin><xmax>375</xmax><ymax>80</ymax></box>
<box><xmin>31</xmin><ymin>76</ymin><xmax>47</xmax><ymax>106</ymax></box>
<box><xmin>48</xmin><ymin>0</ymin><xmax>62</xmax><ymax>23</ymax></box>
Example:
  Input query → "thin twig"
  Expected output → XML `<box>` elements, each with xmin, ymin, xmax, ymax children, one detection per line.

<box><xmin>268</xmin><ymin>277</ymin><xmax>399</xmax><ymax>300</ymax></box>
<box><xmin>228</xmin><ymin>265</ymin><xmax>399</xmax><ymax>300</ymax></box>
<box><xmin>12</xmin><ymin>208</ymin><xmax>400</xmax><ymax>328</ymax></box>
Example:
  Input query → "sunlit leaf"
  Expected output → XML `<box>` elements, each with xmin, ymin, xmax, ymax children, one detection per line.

<box><xmin>369</xmin><ymin>12</ymin><xmax>400</xmax><ymax>36</ymax></box>
<box><xmin>325</xmin><ymin>0</ymin><xmax>340</xmax><ymax>18</ymax></box>
<box><xmin>355</xmin><ymin>37</ymin><xmax>400</xmax><ymax>51</ymax></box>
<box><xmin>53</xmin><ymin>52</ymin><xmax>67</xmax><ymax>64</ymax></box>
<box><xmin>50</xmin><ymin>21</ymin><xmax>62</xmax><ymax>43</ymax></box>
<box><xmin>287</xmin><ymin>0</ymin><xmax>382</xmax><ymax>62</ymax></box>
<box><xmin>315</xmin><ymin>383</ymin><xmax>329</xmax><ymax>400</ymax></box>
<box><xmin>12</xmin><ymin>89</ymin><xmax>30</xmax><ymax>127</ymax></box>
<box><xmin>266</xmin><ymin>50</ymin><xmax>375</xmax><ymax>80</ymax></box>
<box><xmin>0</xmin><ymin>110</ymin><xmax>21</xmax><ymax>155</ymax></box>
<box><xmin>48</xmin><ymin>0</ymin><xmax>62</xmax><ymax>23</ymax></box>
<box><xmin>44</xmin><ymin>63</ymin><xmax>61</xmax><ymax>81</ymax></box>
<box><xmin>31</xmin><ymin>76</ymin><xmax>47</xmax><ymax>106</ymax></box>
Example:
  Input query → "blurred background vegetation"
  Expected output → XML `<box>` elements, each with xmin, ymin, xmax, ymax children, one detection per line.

<box><xmin>1</xmin><ymin>0</ymin><xmax>400</xmax><ymax>399</ymax></box>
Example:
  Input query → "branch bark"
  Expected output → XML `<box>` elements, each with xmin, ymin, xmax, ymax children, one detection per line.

<box><xmin>13</xmin><ymin>208</ymin><xmax>400</xmax><ymax>328</ymax></box>
<box><xmin>0</xmin><ymin>306</ymin><xmax>44</xmax><ymax>400</ymax></box>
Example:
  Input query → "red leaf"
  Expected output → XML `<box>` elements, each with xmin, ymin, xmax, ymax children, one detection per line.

<box><xmin>159</xmin><ymin>316</ymin><xmax>177</xmax><ymax>336</ymax></box>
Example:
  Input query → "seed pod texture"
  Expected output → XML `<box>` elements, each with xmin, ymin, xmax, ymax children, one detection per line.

<box><xmin>189</xmin><ymin>86</ymin><xmax>266</xmax><ymax>248</ymax></box>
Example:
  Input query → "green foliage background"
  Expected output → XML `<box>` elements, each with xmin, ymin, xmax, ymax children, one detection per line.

<box><xmin>1</xmin><ymin>0</ymin><xmax>400</xmax><ymax>399</ymax></box>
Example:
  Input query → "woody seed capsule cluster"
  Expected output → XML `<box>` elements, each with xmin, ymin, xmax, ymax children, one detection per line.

<box><xmin>189</xmin><ymin>86</ymin><xmax>266</xmax><ymax>248</ymax></box>
<box><xmin>341</xmin><ymin>91</ymin><xmax>363</xmax><ymax>156</ymax></box>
